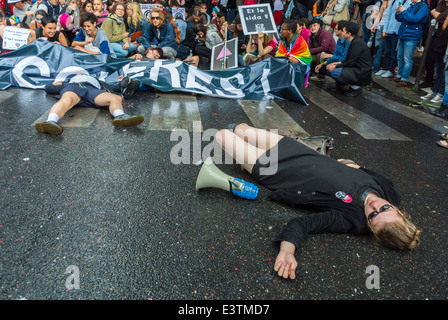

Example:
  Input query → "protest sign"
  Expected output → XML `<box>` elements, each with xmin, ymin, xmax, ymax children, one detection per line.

<box><xmin>172</xmin><ymin>8</ymin><xmax>186</xmax><ymax>20</ymax></box>
<box><xmin>140</xmin><ymin>4</ymin><xmax>157</xmax><ymax>20</ymax></box>
<box><xmin>211</xmin><ymin>38</ymin><xmax>238</xmax><ymax>71</ymax></box>
<box><xmin>238</xmin><ymin>4</ymin><xmax>277</xmax><ymax>35</ymax></box>
<box><xmin>3</xmin><ymin>27</ymin><xmax>31</xmax><ymax>50</ymax></box>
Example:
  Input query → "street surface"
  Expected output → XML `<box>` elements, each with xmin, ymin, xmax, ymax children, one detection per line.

<box><xmin>0</xmin><ymin>73</ymin><xmax>447</xmax><ymax>302</ymax></box>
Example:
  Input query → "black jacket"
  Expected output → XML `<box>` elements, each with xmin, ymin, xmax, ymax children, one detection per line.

<box><xmin>272</xmin><ymin>167</ymin><xmax>401</xmax><ymax>250</ymax></box>
<box><xmin>337</xmin><ymin>36</ymin><xmax>373</xmax><ymax>86</ymax></box>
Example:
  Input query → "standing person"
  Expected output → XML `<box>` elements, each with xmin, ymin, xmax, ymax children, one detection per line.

<box><xmin>243</xmin><ymin>30</ymin><xmax>277</xmax><ymax>65</ymax></box>
<box><xmin>371</xmin><ymin>0</ymin><xmax>390</xmax><ymax>74</ymax></box>
<box><xmin>325</xmin><ymin>21</ymin><xmax>373</xmax><ymax>96</ymax></box>
<box><xmin>101</xmin><ymin>2</ymin><xmax>135</xmax><ymax>58</ymax></box>
<box><xmin>273</xmin><ymin>0</ymin><xmax>285</xmax><ymax>27</ymax></box>
<box><xmin>35</xmin><ymin>73</ymin><xmax>144</xmax><ymax>135</ymax></box>
<box><xmin>215</xmin><ymin>123</ymin><xmax>420</xmax><ymax>280</ymax></box>
<box><xmin>420</xmin><ymin>0</ymin><xmax>448</xmax><ymax>104</ymax></box>
<box><xmin>93</xmin><ymin>0</ymin><xmax>109</xmax><ymax>25</ymax></box>
<box><xmin>380</xmin><ymin>0</ymin><xmax>411</xmax><ymax>78</ymax></box>
<box><xmin>137</xmin><ymin>8</ymin><xmax>178</xmax><ymax>59</ymax></box>
<box><xmin>393</xmin><ymin>0</ymin><xmax>428</xmax><ymax>87</ymax></box>
<box><xmin>27</xmin><ymin>15</ymin><xmax>69</xmax><ymax>46</ymax></box>
<box><xmin>72</xmin><ymin>12</ymin><xmax>116</xmax><ymax>57</ymax></box>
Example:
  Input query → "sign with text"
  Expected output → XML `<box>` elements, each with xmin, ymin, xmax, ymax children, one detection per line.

<box><xmin>3</xmin><ymin>27</ymin><xmax>31</xmax><ymax>50</ymax></box>
<box><xmin>211</xmin><ymin>38</ymin><xmax>238</xmax><ymax>71</ymax></box>
<box><xmin>140</xmin><ymin>4</ymin><xmax>157</xmax><ymax>20</ymax></box>
<box><xmin>238</xmin><ymin>4</ymin><xmax>277</xmax><ymax>35</ymax></box>
<box><xmin>172</xmin><ymin>8</ymin><xmax>186</xmax><ymax>20</ymax></box>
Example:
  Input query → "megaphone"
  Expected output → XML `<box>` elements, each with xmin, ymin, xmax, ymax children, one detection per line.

<box><xmin>195</xmin><ymin>157</ymin><xmax>258</xmax><ymax>200</ymax></box>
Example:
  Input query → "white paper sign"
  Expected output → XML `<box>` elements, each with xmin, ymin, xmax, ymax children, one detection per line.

<box><xmin>3</xmin><ymin>27</ymin><xmax>31</xmax><ymax>50</ymax></box>
<box><xmin>140</xmin><ymin>4</ymin><xmax>158</xmax><ymax>20</ymax></box>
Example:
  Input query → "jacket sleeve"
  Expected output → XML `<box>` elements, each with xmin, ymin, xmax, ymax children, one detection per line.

<box><xmin>158</xmin><ymin>23</ymin><xmax>176</xmax><ymax>48</ymax></box>
<box><xmin>273</xmin><ymin>210</ymin><xmax>356</xmax><ymax>250</ymax></box>
<box><xmin>397</xmin><ymin>3</ymin><xmax>428</xmax><ymax>24</ymax></box>
<box><xmin>139</xmin><ymin>23</ymin><xmax>154</xmax><ymax>48</ymax></box>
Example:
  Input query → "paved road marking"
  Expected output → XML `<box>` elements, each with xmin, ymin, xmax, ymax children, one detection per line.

<box><xmin>363</xmin><ymin>90</ymin><xmax>447</xmax><ymax>133</ymax></box>
<box><xmin>238</xmin><ymin>100</ymin><xmax>309</xmax><ymax>136</ymax></box>
<box><xmin>148</xmin><ymin>94</ymin><xmax>203</xmax><ymax>132</ymax></box>
<box><xmin>32</xmin><ymin>108</ymin><xmax>100</xmax><ymax>127</ymax></box>
<box><xmin>304</xmin><ymin>83</ymin><xmax>412</xmax><ymax>141</ymax></box>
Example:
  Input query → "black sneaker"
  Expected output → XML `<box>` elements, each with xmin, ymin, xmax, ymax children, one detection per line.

<box><xmin>35</xmin><ymin>121</ymin><xmax>63</xmax><ymax>135</ymax></box>
<box><xmin>122</xmin><ymin>79</ymin><xmax>141</xmax><ymax>99</ymax></box>
<box><xmin>112</xmin><ymin>114</ymin><xmax>144</xmax><ymax>127</ymax></box>
<box><xmin>118</xmin><ymin>76</ymin><xmax>131</xmax><ymax>89</ymax></box>
<box><xmin>344</xmin><ymin>86</ymin><xmax>362</xmax><ymax>97</ymax></box>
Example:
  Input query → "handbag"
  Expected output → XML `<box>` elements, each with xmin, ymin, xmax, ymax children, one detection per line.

<box><xmin>333</xmin><ymin>4</ymin><xmax>350</xmax><ymax>24</ymax></box>
<box><xmin>322</xmin><ymin>11</ymin><xmax>335</xmax><ymax>25</ymax></box>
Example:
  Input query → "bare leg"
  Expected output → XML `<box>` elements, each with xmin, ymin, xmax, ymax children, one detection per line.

<box><xmin>233</xmin><ymin>123</ymin><xmax>284</xmax><ymax>151</ymax></box>
<box><xmin>215</xmin><ymin>129</ymin><xmax>266</xmax><ymax>174</ymax></box>
<box><xmin>48</xmin><ymin>91</ymin><xmax>82</xmax><ymax>119</ymax></box>
<box><xmin>93</xmin><ymin>92</ymin><xmax>123</xmax><ymax>114</ymax></box>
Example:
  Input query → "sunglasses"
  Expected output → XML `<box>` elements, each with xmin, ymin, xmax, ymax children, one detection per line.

<box><xmin>367</xmin><ymin>204</ymin><xmax>393</xmax><ymax>222</ymax></box>
<box><xmin>151</xmin><ymin>16</ymin><xmax>160</xmax><ymax>20</ymax></box>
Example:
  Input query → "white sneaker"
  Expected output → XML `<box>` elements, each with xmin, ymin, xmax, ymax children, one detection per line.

<box><xmin>375</xmin><ymin>70</ymin><xmax>386</xmax><ymax>76</ymax></box>
<box><xmin>430</xmin><ymin>95</ymin><xmax>443</xmax><ymax>104</ymax></box>
<box><xmin>420</xmin><ymin>92</ymin><xmax>435</xmax><ymax>100</ymax></box>
<box><xmin>381</xmin><ymin>71</ymin><xmax>393</xmax><ymax>78</ymax></box>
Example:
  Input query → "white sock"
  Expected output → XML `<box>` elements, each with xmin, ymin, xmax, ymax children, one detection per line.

<box><xmin>113</xmin><ymin>109</ymin><xmax>125</xmax><ymax>117</ymax></box>
<box><xmin>47</xmin><ymin>113</ymin><xmax>59</xmax><ymax>123</ymax></box>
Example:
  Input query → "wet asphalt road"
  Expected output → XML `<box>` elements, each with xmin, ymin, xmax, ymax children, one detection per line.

<box><xmin>0</xmin><ymin>75</ymin><xmax>447</xmax><ymax>303</ymax></box>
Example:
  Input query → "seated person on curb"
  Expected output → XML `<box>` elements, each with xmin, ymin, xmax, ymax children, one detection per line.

<box><xmin>215</xmin><ymin>123</ymin><xmax>421</xmax><ymax>280</ymax></box>
<box><xmin>27</xmin><ymin>15</ymin><xmax>68</xmax><ymax>46</ymax></box>
<box><xmin>72</xmin><ymin>12</ymin><xmax>116</xmax><ymax>57</ymax></box>
<box><xmin>315</xmin><ymin>20</ymin><xmax>349</xmax><ymax>77</ymax></box>
<box><xmin>324</xmin><ymin>22</ymin><xmax>372</xmax><ymax>97</ymax></box>
<box><xmin>136</xmin><ymin>8</ymin><xmax>178</xmax><ymax>60</ymax></box>
<box><xmin>101</xmin><ymin>2</ymin><xmax>136</xmax><ymax>58</ymax></box>
<box><xmin>308</xmin><ymin>18</ymin><xmax>336</xmax><ymax>80</ymax></box>
<box><xmin>35</xmin><ymin>73</ymin><xmax>144</xmax><ymax>135</ymax></box>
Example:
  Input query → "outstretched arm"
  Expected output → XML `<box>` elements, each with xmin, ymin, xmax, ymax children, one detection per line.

<box><xmin>274</xmin><ymin>241</ymin><xmax>298</xmax><ymax>280</ymax></box>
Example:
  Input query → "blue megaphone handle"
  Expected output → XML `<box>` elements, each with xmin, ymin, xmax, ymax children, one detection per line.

<box><xmin>230</xmin><ymin>178</ymin><xmax>258</xmax><ymax>200</ymax></box>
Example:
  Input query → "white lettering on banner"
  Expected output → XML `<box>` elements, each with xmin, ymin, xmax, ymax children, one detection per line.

<box><xmin>124</xmin><ymin>65</ymin><xmax>146</xmax><ymax>79</ymax></box>
<box><xmin>261</xmin><ymin>68</ymin><xmax>274</xmax><ymax>100</ymax></box>
<box><xmin>12</xmin><ymin>56</ymin><xmax>51</xmax><ymax>89</ymax></box>
<box><xmin>185</xmin><ymin>67</ymin><xmax>213</xmax><ymax>94</ymax></box>
<box><xmin>151</xmin><ymin>60</ymin><xmax>183</xmax><ymax>88</ymax></box>
<box><xmin>54</xmin><ymin>66</ymin><xmax>90</xmax><ymax>82</ymax></box>
<box><xmin>216</xmin><ymin>74</ymin><xmax>245</xmax><ymax>98</ymax></box>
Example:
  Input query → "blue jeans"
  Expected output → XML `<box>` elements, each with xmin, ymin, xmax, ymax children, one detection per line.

<box><xmin>396</xmin><ymin>39</ymin><xmax>419</xmax><ymax>82</ymax></box>
<box><xmin>111</xmin><ymin>41</ymin><xmax>136</xmax><ymax>58</ymax></box>
<box><xmin>444</xmin><ymin>67</ymin><xmax>448</xmax><ymax>105</ymax></box>
<box><xmin>373</xmin><ymin>26</ymin><xmax>385</xmax><ymax>72</ymax></box>
<box><xmin>382</xmin><ymin>33</ymin><xmax>399</xmax><ymax>72</ymax></box>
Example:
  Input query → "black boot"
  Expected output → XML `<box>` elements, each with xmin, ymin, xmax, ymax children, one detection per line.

<box><xmin>431</xmin><ymin>104</ymin><xmax>448</xmax><ymax>118</ymax></box>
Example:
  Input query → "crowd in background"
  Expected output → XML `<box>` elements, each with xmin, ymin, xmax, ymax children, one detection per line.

<box><xmin>0</xmin><ymin>0</ymin><xmax>447</xmax><ymax>110</ymax></box>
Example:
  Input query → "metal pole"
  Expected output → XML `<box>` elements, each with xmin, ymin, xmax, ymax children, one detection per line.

<box><xmin>414</xmin><ymin>19</ymin><xmax>436</xmax><ymax>91</ymax></box>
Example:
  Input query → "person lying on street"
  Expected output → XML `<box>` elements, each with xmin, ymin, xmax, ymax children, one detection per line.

<box><xmin>216</xmin><ymin>123</ymin><xmax>421</xmax><ymax>280</ymax></box>
<box><xmin>35</xmin><ymin>73</ymin><xmax>144</xmax><ymax>135</ymax></box>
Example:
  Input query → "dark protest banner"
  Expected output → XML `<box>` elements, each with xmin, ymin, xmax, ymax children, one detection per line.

<box><xmin>238</xmin><ymin>4</ymin><xmax>277</xmax><ymax>35</ymax></box>
<box><xmin>0</xmin><ymin>40</ymin><xmax>308</xmax><ymax>104</ymax></box>
<box><xmin>211</xmin><ymin>38</ymin><xmax>238</xmax><ymax>71</ymax></box>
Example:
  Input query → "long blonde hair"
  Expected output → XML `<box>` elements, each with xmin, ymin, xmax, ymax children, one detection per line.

<box><xmin>126</xmin><ymin>2</ymin><xmax>145</xmax><ymax>27</ymax></box>
<box><xmin>371</xmin><ymin>211</ymin><xmax>421</xmax><ymax>250</ymax></box>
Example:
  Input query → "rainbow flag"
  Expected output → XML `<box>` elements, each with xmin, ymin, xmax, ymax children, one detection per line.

<box><xmin>276</xmin><ymin>36</ymin><xmax>312</xmax><ymax>66</ymax></box>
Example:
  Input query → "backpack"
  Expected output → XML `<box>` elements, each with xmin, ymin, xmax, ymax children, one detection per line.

<box><xmin>287</xmin><ymin>132</ymin><xmax>335</xmax><ymax>156</ymax></box>
<box><xmin>169</xmin><ymin>20</ymin><xmax>181</xmax><ymax>43</ymax></box>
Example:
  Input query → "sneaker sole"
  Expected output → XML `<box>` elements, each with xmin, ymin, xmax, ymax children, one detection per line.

<box><xmin>35</xmin><ymin>122</ymin><xmax>63</xmax><ymax>135</ymax></box>
<box><xmin>113</xmin><ymin>115</ymin><xmax>144</xmax><ymax>127</ymax></box>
